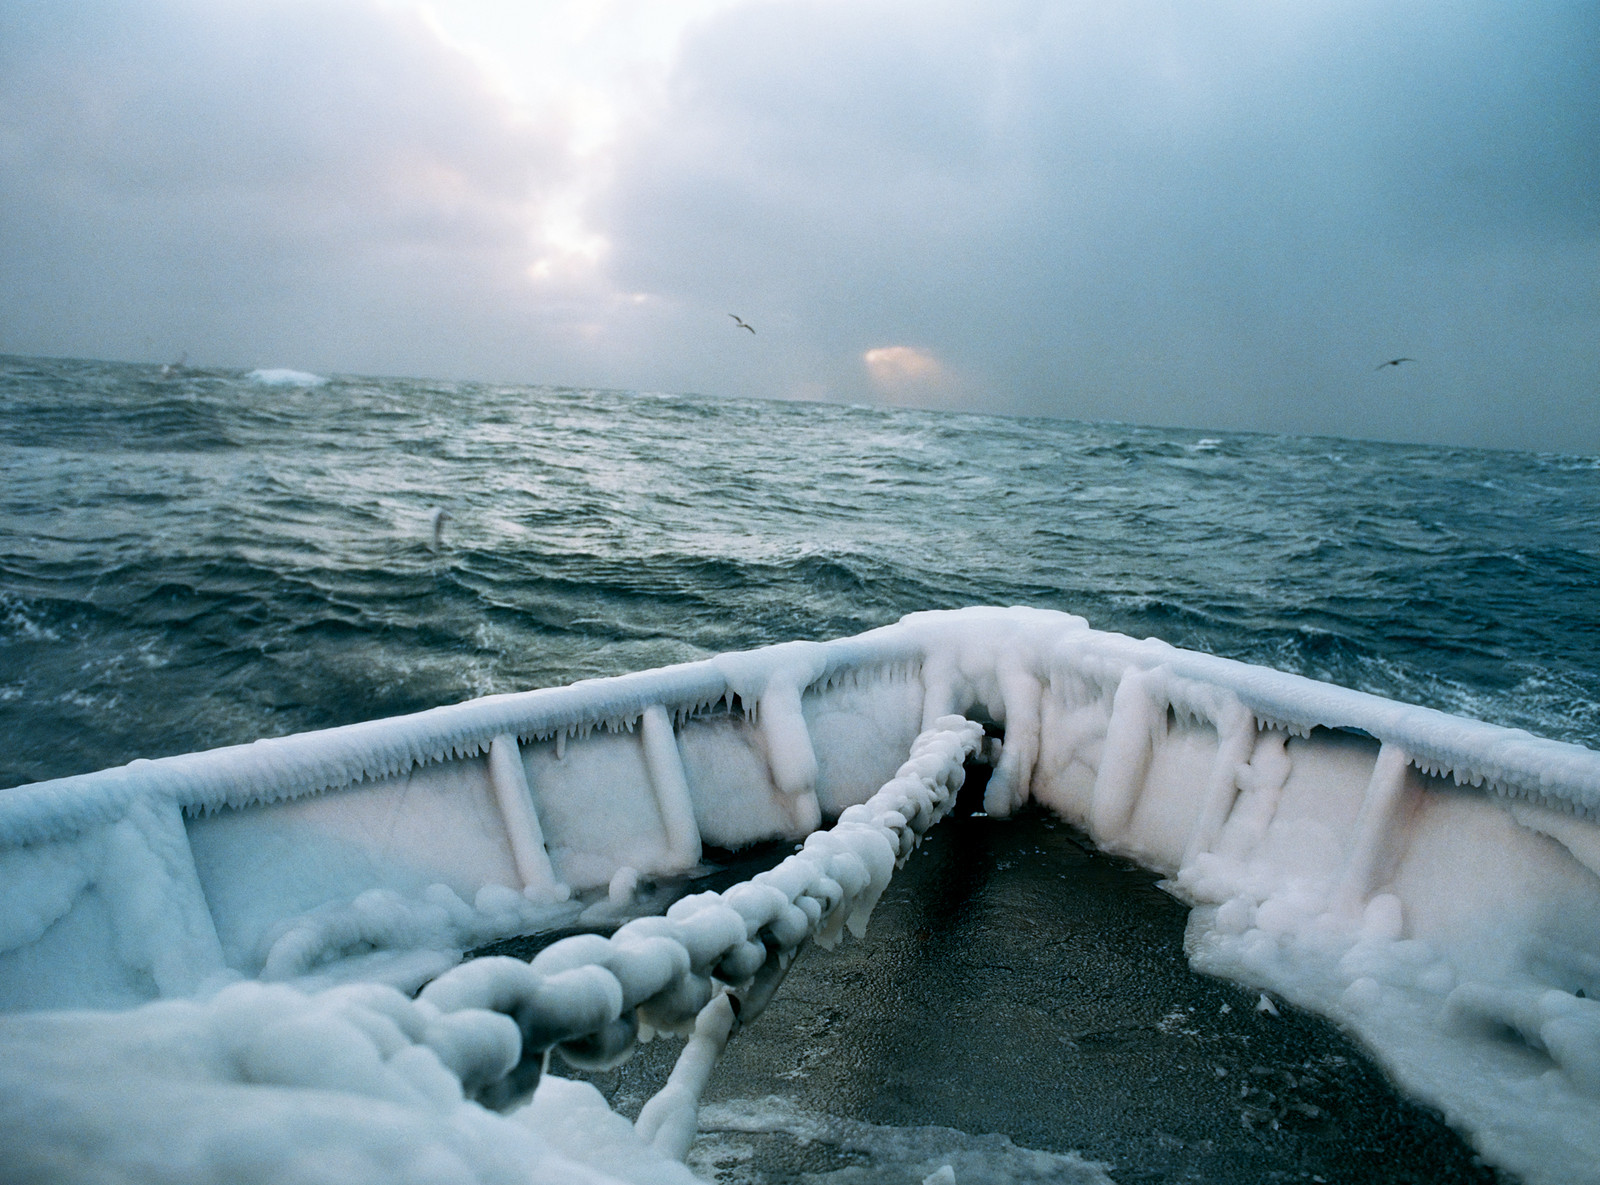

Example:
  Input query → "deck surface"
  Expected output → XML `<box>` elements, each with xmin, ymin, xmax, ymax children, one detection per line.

<box><xmin>506</xmin><ymin>805</ymin><xmax>1510</xmax><ymax>1183</ymax></box>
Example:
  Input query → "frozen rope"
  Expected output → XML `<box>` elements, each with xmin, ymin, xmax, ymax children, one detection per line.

<box><xmin>416</xmin><ymin>715</ymin><xmax>984</xmax><ymax>1135</ymax></box>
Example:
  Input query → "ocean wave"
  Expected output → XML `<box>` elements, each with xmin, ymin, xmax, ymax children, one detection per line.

<box><xmin>3</xmin><ymin>355</ymin><xmax>1598</xmax><ymax>787</ymax></box>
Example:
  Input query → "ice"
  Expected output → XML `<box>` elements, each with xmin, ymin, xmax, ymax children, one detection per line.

<box><xmin>258</xmin><ymin>882</ymin><xmax>579</xmax><ymax>988</ymax></box>
<box><xmin>608</xmin><ymin>865</ymin><xmax>640</xmax><ymax>905</ymax></box>
<box><xmin>633</xmin><ymin>993</ymin><xmax>738</xmax><ymax>1160</ymax></box>
<box><xmin>1441</xmin><ymin>984</ymin><xmax>1600</xmax><ymax>1092</ymax></box>
<box><xmin>0</xmin><ymin>836</ymin><xmax>92</xmax><ymax>951</ymax></box>
<box><xmin>245</xmin><ymin>367</ymin><xmax>328</xmax><ymax>386</ymax></box>
<box><xmin>0</xmin><ymin>717</ymin><xmax>983</xmax><ymax>1182</ymax></box>
<box><xmin>5</xmin><ymin>607</ymin><xmax>1600</xmax><ymax>1182</ymax></box>
<box><xmin>0</xmin><ymin>976</ymin><xmax>699</xmax><ymax>1185</ymax></box>
<box><xmin>519</xmin><ymin>1076</ymin><xmax>704</xmax><ymax>1185</ymax></box>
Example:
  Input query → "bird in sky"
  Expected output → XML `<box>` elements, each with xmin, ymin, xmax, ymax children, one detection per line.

<box><xmin>1375</xmin><ymin>357</ymin><xmax>1416</xmax><ymax>369</ymax></box>
<box><xmin>728</xmin><ymin>314</ymin><xmax>755</xmax><ymax>334</ymax></box>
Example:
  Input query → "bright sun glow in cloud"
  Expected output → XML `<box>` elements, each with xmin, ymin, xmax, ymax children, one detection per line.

<box><xmin>863</xmin><ymin>346</ymin><xmax>960</xmax><ymax>407</ymax></box>
<box><xmin>864</xmin><ymin>345</ymin><xmax>943</xmax><ymax>386</ymax></box>
<box><xmin>405</xmin><ymin>0</ymin><xmax>745</xmax><ymax>291</ymax></box>
<box><xmin>409</xmin><ymin>0</ymin><xmax>742</xmax><ymax>159</ymax></box>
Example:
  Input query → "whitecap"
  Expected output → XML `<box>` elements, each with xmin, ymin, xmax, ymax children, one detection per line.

<box><xmin>246</xmin><ymin>368</ymin><xmax>328</xmax><ymax>387</ymax></box>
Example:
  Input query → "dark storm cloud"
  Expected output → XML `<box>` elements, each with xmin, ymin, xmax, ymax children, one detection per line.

<box><xmin>0</xmin><ymin>0</ymin><xmax>563</xmax><ymax>376</ymax></box>
<box><xmin>603</xmin><ymin>0</ymin><xmax>1600</xmax><ymax>451</ymax></box>
<box><xmin>1</xmin><ymin>0</ymin><xmax>1594</xmax><ymax>450</ymax></box>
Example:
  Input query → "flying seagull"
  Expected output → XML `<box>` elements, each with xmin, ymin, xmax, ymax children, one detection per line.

<box><xmin>728</xmin><ymin>314</ymin><xmax>755</xmax><ymax>334</ymax></box>
<box><xmin>1375</xmin><ymin>357</ymin><xmax>1416</xmax><ymax>370</ymax></box>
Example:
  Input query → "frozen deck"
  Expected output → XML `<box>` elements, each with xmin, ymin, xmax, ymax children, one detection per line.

<box><xmin>3</xmin><ymin>607</ymin><xmax>1599</xmax><ymax>1183</ymax></box>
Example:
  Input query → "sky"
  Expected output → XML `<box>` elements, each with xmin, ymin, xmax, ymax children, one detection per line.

<box><xmin>1</xmin><ymin>0</ymin><xmax>1595</xmax><ymax>452</ymax></box>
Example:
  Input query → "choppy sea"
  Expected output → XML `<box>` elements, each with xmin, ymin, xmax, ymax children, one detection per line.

<box><xmin>3</xmin><ymin>353</ymin><xmax>1597</xmax><ymax>791</ymax></box>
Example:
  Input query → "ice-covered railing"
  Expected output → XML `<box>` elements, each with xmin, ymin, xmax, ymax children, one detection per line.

<box><xmin>0</xmin><ymin>633</ymin><xmax>923</xmax><ymax>848</ymax></box>
<box><xmin>7</xmin><ymin>609</ymin><xmax>1600</xmax><ymax>1184</ymax></box>
<box><xmin>0</xmin><ymin>718</ymin><xmax>984</xmax><ymax>1183</ymax></box>
<box><xmin>896</xmin><ymin>608</ymin><xmax>1600</xmax><ymax>817</ymax></box>
<box><xmin>4</xmin><ymin>607</ymin><xmax>1598</xmax><ymax>849</ymax></box>
<box><xmin>1043</xmin><ymin>623</ymin><xmax>1600</xmax><ymax>815</ymax></box>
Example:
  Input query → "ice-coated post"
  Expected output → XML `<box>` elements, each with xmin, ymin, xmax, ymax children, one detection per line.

<box><xmin>1335</xmin><ymin>741</ymin><xmax>1412</xmax><ymax>914</ymax></box>
<box><xmin>1181</xmin><ymin>699</ymin><xmax>1258</xmax><ymax>868</ymax></box>
<box><xmin>756</xmin><ymin>675</ymin><xmax>822</xmax><ymax>834</ymax></box>
<box><xmin>640</xmin><ymin>704</ymin><xmax>702</xmax><ymax>870</ymax></box>
<box><xmin>487</xmin><ymin>733</ymin><xmax>563</xmax><ymax>899</ymax></box>
<box><xmin>1089</xmin><ymin>668</ymin><xmax>1161</xmax><ymax>840</ymax></box>
<box><xmin>101</xmin><ymin>794</ymin><xmax>227</xmax><ymax>997</ymax></box>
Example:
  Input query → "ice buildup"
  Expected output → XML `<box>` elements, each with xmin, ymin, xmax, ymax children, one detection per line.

<box><xmin>0</xmin><ymin>716</ymin><xmax>983</xmax><ymax>1183</ymax></box>
<box><xmin>2</xmin><ymin>608</ymin><xmax>1599</xmax><ymax>1183</ymax></box>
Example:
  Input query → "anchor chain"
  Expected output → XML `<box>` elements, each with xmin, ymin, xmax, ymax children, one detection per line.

<box><xmin>417</xmin><ymin>715</ymin><xmax>984</xmax><ymax>1111</ymax></box>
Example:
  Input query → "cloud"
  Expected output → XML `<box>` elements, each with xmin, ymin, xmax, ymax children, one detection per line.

<box><xmin>594</xmin><ymin>0</ymin><xmax>1600</xmax><ymax>448</ymax></box>
<box><xmin>0</xmin><ymin>0</ymin><xmax>574</xmax><ymax>376</ymax></box>
<box><xmin>1</xmin><ymin>0</ymin><xmax>1595</xmax><ymax>450</ymax></box>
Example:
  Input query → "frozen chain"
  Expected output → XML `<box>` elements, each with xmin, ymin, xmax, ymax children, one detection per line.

<box><xmin>417</xmin><ymin>715</ymin><xmax>984</xmax><ymax>1108</ymax></box>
